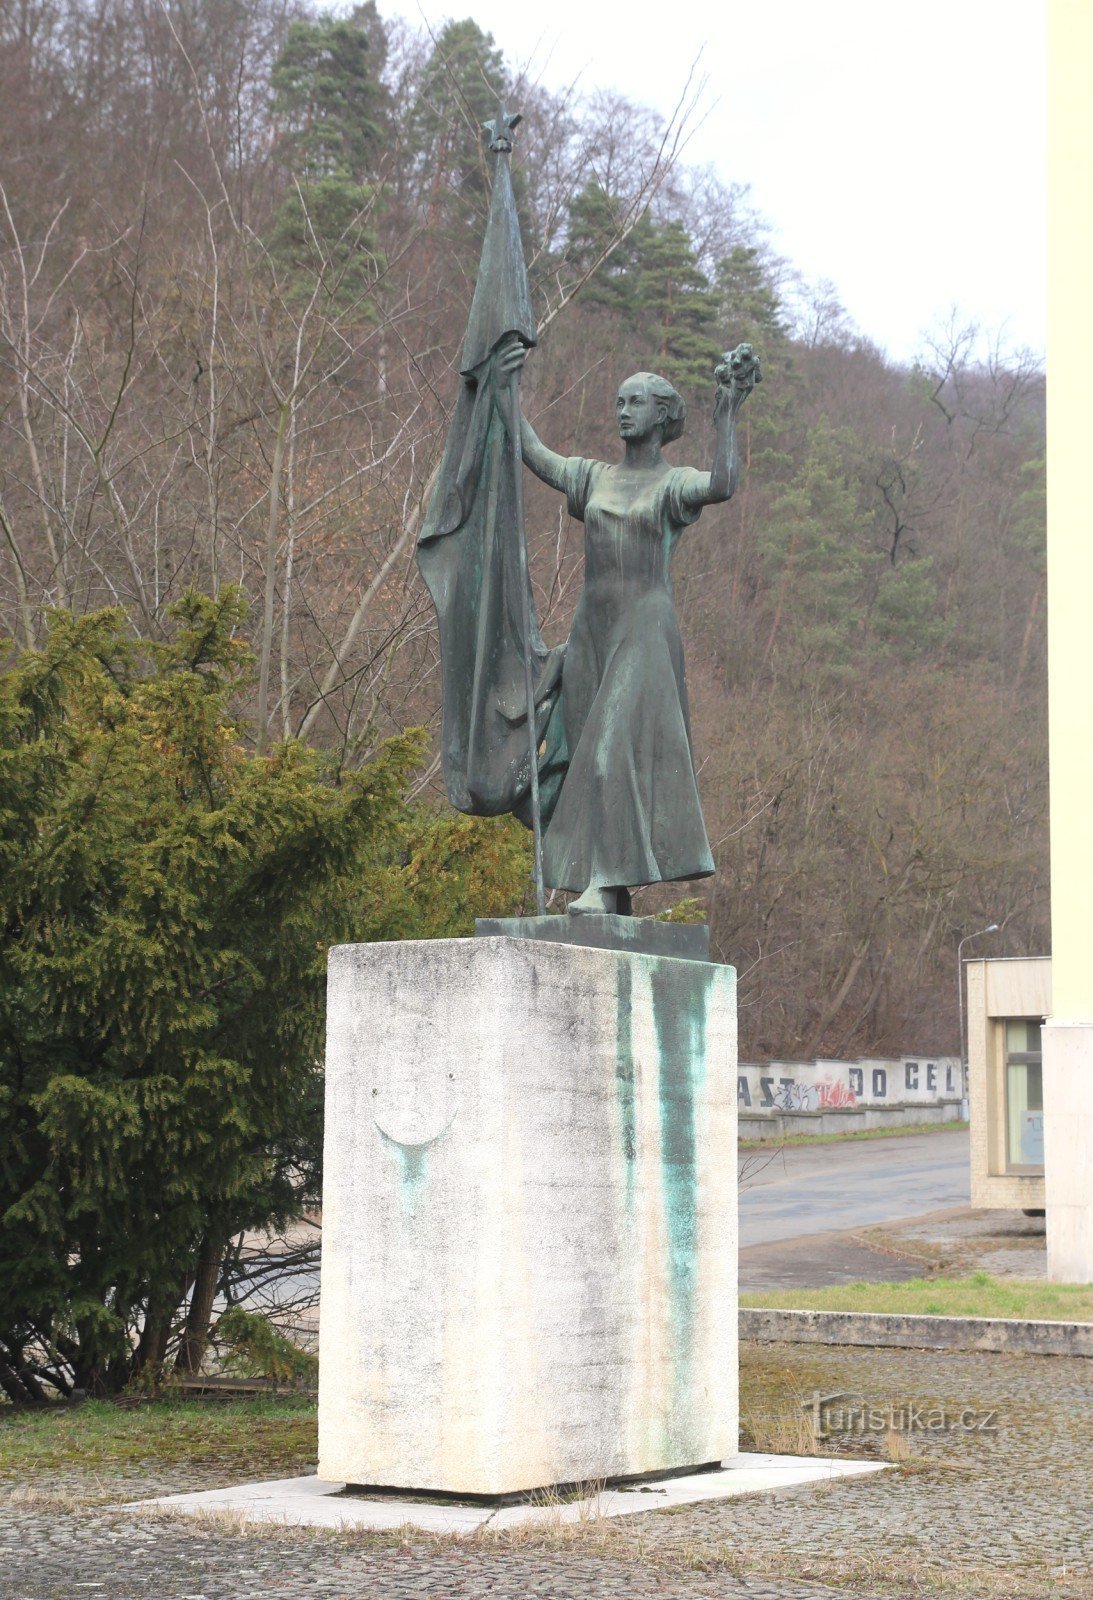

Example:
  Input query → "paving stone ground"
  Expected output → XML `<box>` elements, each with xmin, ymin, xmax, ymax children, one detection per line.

<box><xmin>1</xmin><ymin>1344</ymin><xmax>1089</xmax><ymax>1600</ymax></box>
<box><xmin>0</xmin><ymin>1513</ymin><xmax>884</xmax><ymax>1600</ymax></box>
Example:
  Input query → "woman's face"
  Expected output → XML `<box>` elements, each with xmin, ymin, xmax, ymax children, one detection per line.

<box><xmin>616</xmin><ymin>378</ymin><xmax>663</xmax><ymax>442</ymax></box>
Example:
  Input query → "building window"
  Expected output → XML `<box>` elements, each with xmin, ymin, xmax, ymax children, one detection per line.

<box><xmin>1004</xmin><ymin>1020</ymin><xmax>1044</xmax><ymax>1171</ymax></box>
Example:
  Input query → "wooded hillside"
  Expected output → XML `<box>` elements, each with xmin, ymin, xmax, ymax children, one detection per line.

<box><xmin>0</xmin><ymin>0</ymin><xmax>1048</xmax><ymax>1059</ymax></box>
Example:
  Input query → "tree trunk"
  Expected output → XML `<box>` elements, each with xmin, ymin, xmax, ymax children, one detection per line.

<box><xmin>174</xmin><ymin>1236</ymin><xmax>223</xmax><ymax>1374</ymax></box>
<box><xmin>135</xmin><ymin>1309</ymin><xmax>170</xmax><ymax>1374</ymax></box>
<box><xmin>0</xmin><ymin>1355</ymin><xmax>37</xmax><ymax>1405</ymax></box>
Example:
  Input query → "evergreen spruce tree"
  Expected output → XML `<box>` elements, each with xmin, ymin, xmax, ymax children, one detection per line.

<box><xmin>0</xmin><ymin>593</ymin><xmax>528</xmax><ymax>1398</ymax></box>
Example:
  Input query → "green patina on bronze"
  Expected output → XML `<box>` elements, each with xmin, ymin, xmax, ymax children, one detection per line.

<box><xmin>474</xmin><ymin>912</ymin><xmax>709</xmax><ymax>961</ymax></box>
<box><xmin>416</xmin><ymin>110</ymin><xmax>563</xmax><ymax>835</ymax></box>
<box><xmin>418</xmin><ymin>108</ymin><xmax>762</xmax><ymax>916</ymax></box>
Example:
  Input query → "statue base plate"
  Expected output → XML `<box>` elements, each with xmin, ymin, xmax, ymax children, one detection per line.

<box><xmin>474</xmin><ymin>912</ymin><xmax>709</xmax><ymax>961</ymax></box>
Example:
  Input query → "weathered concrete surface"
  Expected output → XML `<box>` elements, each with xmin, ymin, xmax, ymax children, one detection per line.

<box><xmin>319</xmin><ymin>936</ymin><xmax>737</xmax><ymax>1497</ymax></box>
<box><xmin>740</xmin><ymin>1307</ymin><xmax>1093</xmax><ymax>1357</ymax></box>
<box><xmin>139</xmin><ymin>1454</ymin><xmax>885</xmax><ymax>1534</ymax></box>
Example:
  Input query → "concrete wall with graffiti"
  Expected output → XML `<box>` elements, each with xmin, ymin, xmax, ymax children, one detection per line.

<box><xmin>737</xmin><ymin>1056</ymin><xmax>963</xmax><ymax>1138</ymax></box>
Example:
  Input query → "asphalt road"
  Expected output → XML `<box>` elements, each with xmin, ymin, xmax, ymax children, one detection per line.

<box><xmin>247</xmin><ymin>1130</ymin><xmax>971</xmax><ymax>1309</ymax></box>
<box><xmin>739</xmin><ymin>1127</ymin><xmax>970</xmax><ymax>1248</ymax></box>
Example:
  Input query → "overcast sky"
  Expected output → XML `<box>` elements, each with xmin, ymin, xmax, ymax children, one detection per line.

<box><xmin>377</xmin><ymin>0</ymin><xmax>1045</xmax><ymax>366</ymax></box>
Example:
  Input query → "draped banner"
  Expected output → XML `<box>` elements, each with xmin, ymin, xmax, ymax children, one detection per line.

<box><xmin>416</xmin><ymin>112</ymin><xmax>567</xmax><ymax>830</ymax></box>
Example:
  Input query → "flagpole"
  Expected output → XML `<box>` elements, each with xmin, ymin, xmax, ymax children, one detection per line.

<box><xmin>480</xmin><ymin>105</ymin><xmax>544</xmax><ymax>915</ymax></box>
<box><xmin>507</xmin><ymin>367</ymin><xmax>546</xmax><ymax>916</ymax></box>
<box><xmin>473</xmin><ymin>103</ymin><xmax>547</xmax><ymax>915</ymax></box>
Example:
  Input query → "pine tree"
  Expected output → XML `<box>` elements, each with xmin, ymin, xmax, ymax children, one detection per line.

<box><xmin>564</xmin><ymin>181</ymin><xmax>638</xmax><ymax>314</ymax></box>
<box><xmin>716</xmin><ymin>245</ymin><xmax>787</xmax><ymax>351</ymax></box>
<box><xmin>271</xmin><ymin>5</ymin><xmax>389</xmax><ymax>182</ymax></box>
<box><xmin>757</xmin><ymin>423</ymin><xmax>880</xmax><ymax>674</ymax></box>
<box><xmin>266</xmin><ymin>171</ymin><xmax>383</xmax><ymax>311</ymax></box>
<box><xmin>631</xmin><ymin>218</ymin><xmax>720</xmax><ymax>391</ymax></box>
<box><xmin>267</xmin><ymin>6</ymin><xmax>388</xmax><ymax>309</ymax></box>
<box><xmin>563</xmin><ymin>192</ymin><xmax>720</xmax><ymax>392</ymax></box>
<box><xmin>409</xmin><ymin>19</ymin><xmax>507</xmax><ymax>220</ymax></box>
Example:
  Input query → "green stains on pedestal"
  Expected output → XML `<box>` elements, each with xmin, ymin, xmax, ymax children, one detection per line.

<box><xmin>615</xmin><ymin>961</ymin><xmax>637</xmax><ymax>1208</ymax></box>
<box><xmin>650</xmin><ymin>960</ymin><xmax>712</xmax><ymax>1434</ymax></box>
<box><xmin>378</xmin><ymin>1127</ymin><xmax>431</xmax><ymax>1217</ymax></box>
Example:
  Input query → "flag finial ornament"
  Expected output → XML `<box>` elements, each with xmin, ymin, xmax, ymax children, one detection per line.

<box><xmin>483</xmin><ymin>107</ymin><xmax>522</xmax><ymax>153</ymax></box>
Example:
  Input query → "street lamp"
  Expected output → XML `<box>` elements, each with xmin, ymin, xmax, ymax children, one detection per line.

<box><xmin>957</xmin><ymin>922</ymin><xmax>1001</xmax><ymax>1117</ymax></box>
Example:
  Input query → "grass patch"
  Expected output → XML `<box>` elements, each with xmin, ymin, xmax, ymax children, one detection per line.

<box><xmin>739</xmin><ymin>1119</ymin><xmax>967</xmax><ymax>1150</ymax></box>
<box><xmin>741</xmin><ymin>1270</ymin><xmax>1093</xmax><ymax>1322</ymax></box>
<box><xmin>0</xmin><ymin>1394</ymin><xmax>317</xmax><ymax>1482</ymax></box>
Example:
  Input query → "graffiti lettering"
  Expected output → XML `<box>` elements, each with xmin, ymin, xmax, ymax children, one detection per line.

<box><xmin>816</xmin><ymin>1076</ymin><xmax>858</xmax><ymax>1108</ymax></box>
<box><xmin>736</xmin><ymin>1055</ymin><xmax>958</xmax><ymax>1122</ymax></box>
<box><xmin>774</xmin><ymin>1080</ymin><xmax>815</xmax><ymax>1112</ymax></box>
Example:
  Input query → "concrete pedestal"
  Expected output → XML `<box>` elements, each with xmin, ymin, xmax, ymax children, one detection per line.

<box><xmin>317</xmin><ymin>934</ymin><xmax>737</xmax><ymax>1498</ymax></box>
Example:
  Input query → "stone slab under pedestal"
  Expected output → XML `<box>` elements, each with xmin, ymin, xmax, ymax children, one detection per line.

<box><xmin>318</xmin><ymin>933</ymin><xmax>737</xmax><ymax>1497</ymax></box>
<box><xmin>135</xmin><ymin>1454</ymin><xmax>888</xmax><ymax>1534</ymax></box>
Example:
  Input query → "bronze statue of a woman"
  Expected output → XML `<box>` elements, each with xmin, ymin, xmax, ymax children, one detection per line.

<box><xmin>416</xmin><ymin>107</ymin><xmax>762</xmax><ymax>917</ymax></box>
<box><xmin>493</xmin><ymin>340</ymin><xmax>760</xmax><ymax>914</ymax></box>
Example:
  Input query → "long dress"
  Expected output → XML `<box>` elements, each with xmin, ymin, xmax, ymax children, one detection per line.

<box><xmin>541</xmin><ymin>456</ymin><xmax>716</xmax><ymax>893</ymax></box>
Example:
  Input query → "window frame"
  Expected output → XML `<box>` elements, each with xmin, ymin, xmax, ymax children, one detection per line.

<box><xmin>1002</xmin><ymin>1017</ymin><xmax>1045</xmax><ymax>1175</ymax></box>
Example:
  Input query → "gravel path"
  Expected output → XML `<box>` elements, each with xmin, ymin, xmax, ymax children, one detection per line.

<box><xmin>1</xmin><ymin>1344</ymin><xmax>1088</xmax><ymax>1600</ymax></box>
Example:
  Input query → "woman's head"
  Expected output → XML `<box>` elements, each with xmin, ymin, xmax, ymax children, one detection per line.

<box><xmin>616</xmin><ymin>373</ymin><xmax>686</xmax><ymax>445</ymax></box>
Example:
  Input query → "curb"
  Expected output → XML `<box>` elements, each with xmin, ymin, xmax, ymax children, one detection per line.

<box><xmin>738</xmin><ymin>1108</ymin><xmax>964</xmax><ymax>1142</ymax></box>
<box><xmin>739</xmin><ymin>1307</ymin><xmax>1092</xmax><ymax>1358</ymax></box>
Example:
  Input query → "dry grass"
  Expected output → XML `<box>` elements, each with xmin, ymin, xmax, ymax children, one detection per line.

<box><xmin>883</xmin><ymin>1426</ymin><xmax>912</xmax><ymax>1462</ymax></box>
<box><xmin>740</xmin><ymin>1271</ymin><xmax>1093</xmax><ymax>1323</ymax></box>
<box><xmin>739</xmin><ymin>1392</ymin><xmax>821</xmax><ymax>1457</ymax></box>
<box><xmin>738</xmin><ymin>1119</ymin><xmax>968</xmax><ymax>1151</ymax></box>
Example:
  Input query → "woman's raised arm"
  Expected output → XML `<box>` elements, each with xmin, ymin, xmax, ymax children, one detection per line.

<box><xmin>518</xmin><ymin>415</ymin><xmax>567</xmax><ymax>492</ymax></box>
<box><xmin>684</xmin><ymin>343</ymin><xmax>762</xmax><ymax>509</ymax></box>
<box><xmin>492</xmin><ymin>335</ymin><xmax>567</xmax><ymax>493</ymax></box>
